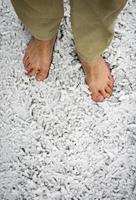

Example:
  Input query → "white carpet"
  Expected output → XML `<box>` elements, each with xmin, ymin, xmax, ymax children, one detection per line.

<box><xmin>0</xmin><ymin>0</ymin><xmax>136</xmax><ymax>199</ymax></box>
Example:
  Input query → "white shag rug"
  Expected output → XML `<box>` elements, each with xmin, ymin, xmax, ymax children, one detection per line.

<box><xmin>0</xmin><ymin>0</ymin><xmax>136</xmax><ymax>199</ymax></box>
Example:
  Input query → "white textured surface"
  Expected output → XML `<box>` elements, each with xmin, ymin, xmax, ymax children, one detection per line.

<box><xmin>0</xmin><ymin>0</ymin><xmax>136</xmax><ymax>199</ymax></box>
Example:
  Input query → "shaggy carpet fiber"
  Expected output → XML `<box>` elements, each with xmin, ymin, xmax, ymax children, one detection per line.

<box><xmin>0</xmin><ymin>0</ymin><xmax>136</xmax><ymax>199</ymax></box>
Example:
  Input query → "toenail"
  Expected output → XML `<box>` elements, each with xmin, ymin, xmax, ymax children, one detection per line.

<box><xmin>37</xmin><ymin>75</ymin><xmax>44</xmax><ymax>80</ymax></box>
<box><xmin>99</xmin><ymin>96</ymin><xmax>104</xmax><ymax>101</ymax></box>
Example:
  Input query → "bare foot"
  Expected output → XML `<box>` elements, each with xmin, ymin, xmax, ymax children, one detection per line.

<box><xmin>23</xmin><ymin>35</ymin><xmax>56</xmax><ymax>81</ymax></box>
<box><xmin>80</xmin><ymin>56</ymin><xmax>114</xmax><ymax>102</ymax></box>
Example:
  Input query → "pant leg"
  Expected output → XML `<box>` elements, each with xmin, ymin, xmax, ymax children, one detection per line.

<box><xmin>70</xmin><ymin>0</ymin><xmax>128</xmax><ymax>63</ymax></box>
<box><xmin>11</xmin><ymin>0</ymin><xmax>64</xmax><ymax>40</ymax></box>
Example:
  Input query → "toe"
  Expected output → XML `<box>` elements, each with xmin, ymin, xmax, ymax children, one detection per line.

<box><xmin>23</xmin><ymin>53</ymin><xmax>29</xmax><ymax>65</ymax></box>
<box><xmin>24</xmin><ymin>59</ymin><xmax>31</xmax><ymax>70</ymax></box>
<box><xmin>107</xmin><ymin>80</ymin><xmax>113</xmax><ymax>88</ymax></box>
<box><xmin>36</xmin><ymin>68</ymin><xmax>49</xmax><ymax>81</ymax></box>
<box><xmin>29</xmin><ymin>69</ymin><xmax>37</xmax><ymax>76</ymax></box>
<box><xmin>92</xmin><ymin>92</ymin><xmax>104</xmax><ymax>102</ymax></box>
<box><xmin>26</xmin><ymin>63</ymin><xmax>33</xmax><ymax>75</ymax></box>
<box><xmin>99</xmin><ymin>89</ymin><xmax>110</xmax><ymax>99</ymax></box>
<box><xmin>27</xmin><ymin>66</ymin><xmax>37</xmax><ymax>76</ymax></box>
<box><xmin>107</xmin><ymin>79</ymin><xmax>114</xmax><ymax>90</ymax></box>
<box><xmin>97</xmin><ymin>94</ymin><xmax>105</xmax><ymax>102</ymax></box>
<box><xmin>108</xmin><ymin>75</ymin><xmax>114</xmax><ymax>84</ymax></box>
<box><xmin>105</xmin><ymin>85</ymin><xmax>113</xmax><ymax>96</ymax></box>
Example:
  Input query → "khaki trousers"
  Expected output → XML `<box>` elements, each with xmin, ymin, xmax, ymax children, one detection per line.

<box><xmin>11</xmin><ymin>0</ymin><xmax>127</xmax><ymax>63</ymax></box>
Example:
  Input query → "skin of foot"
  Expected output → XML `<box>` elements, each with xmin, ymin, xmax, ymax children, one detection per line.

<box><xmin>23</xmin><ymin>35</ymin><xmax>56</xmax><ymax>81</ymax></box>
<box><xmin>80</xmin><ymin>56</ymin><xmax>114</xmax><ymax>102</ymax></box>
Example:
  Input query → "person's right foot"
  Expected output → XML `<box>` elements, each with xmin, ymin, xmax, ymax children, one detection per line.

<box><xmin>23</xmin><ymin>35</ymin><xmax>56</xmax><ymax>81</ymax></box>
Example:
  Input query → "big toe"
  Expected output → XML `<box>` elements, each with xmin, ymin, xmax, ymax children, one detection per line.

<box><xmin>92</xmin><ymin>92</ymin><xmax>104</xmax><ymax>102</ymax></box>
<box><xmin>36</xmin><ymin>69</ymin><xmax>49</xmax><ymax>81</ymax></box>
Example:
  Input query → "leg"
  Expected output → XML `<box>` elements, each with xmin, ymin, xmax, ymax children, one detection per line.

<box><xmin>70</xmin><ymin>0</ymin><xmax>127</xmax><ymax>102</ymax></box>
<box><xmin>11</xmin><ymin>0</ymin><xmax>64</xmax><ymax>80</ymax></box>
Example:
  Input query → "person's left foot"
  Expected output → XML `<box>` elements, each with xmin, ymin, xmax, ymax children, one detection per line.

<box><xmin>80</xmin><ymin>56</ymin><xmax>114</xmax><ymax>102</ymax></box>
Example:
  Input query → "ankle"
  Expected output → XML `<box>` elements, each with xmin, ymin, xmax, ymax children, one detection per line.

<box><xmin>80</xmin><ymin>55</ymin><xmax>101</xmax><ymax>66</ymax></box>
<box><xmin>33</xmin><ymin>34</ymin><xmax>56</xmax><ymax>44</ymax></box>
